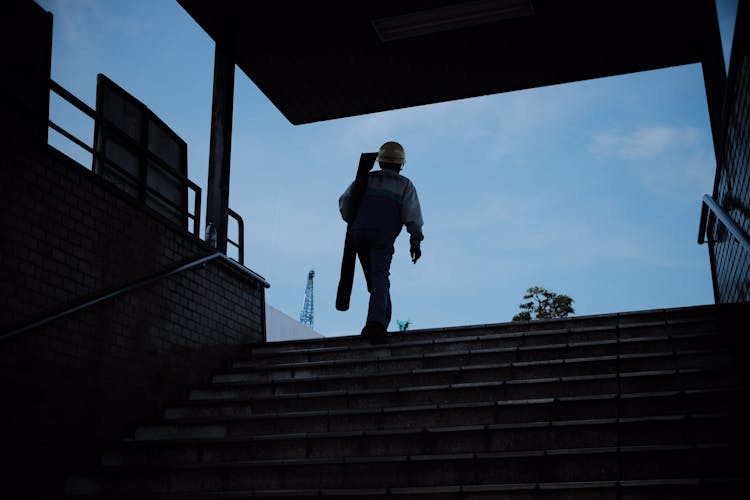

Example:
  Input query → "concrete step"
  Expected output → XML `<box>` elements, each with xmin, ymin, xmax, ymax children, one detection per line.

<box><xmin>247</xmin><ymin>305</ymin><xmax>722</xmax><ymax>355</ymax></box>
<box><xmin>104</xmin><ymin>413</ymin><xmax>748</xmax><ymax>467</ymax></box>
<box><xmin>164</xmin><ymin>367</ymin><xmax>739</xmax><ymax>419</ymax></box>
<box><xmin>65</xmin><ymin>478</ymin><xmax>750</xmax><ymax>500</ymax></box>
<box><xmin>64</xmin><ymin>304</ymin><xmax>750</xmax><ymax>499</ymax></box>
<box><xmin>202</xmin><ymin>349</ymin><xmax>733</xmax><ymax>399</ymax></box>
<box><xmin>133</xmin><ymin>387</ymin><xmax>745</xmax><ymax>440</ymax></box>
<box><xmin>65</xmin><ymin>443</ymin><xmax>750</xmax><ymax>495</ymax></box>
<box><xmin>243</xmin><ymin>320</ymin><xmax>722</xmax><ymax>367</ymax></box>
<box><xmin>226</xmin><ymin>332</ymin><xmax>727</xmax><ymax>382</ymax></box>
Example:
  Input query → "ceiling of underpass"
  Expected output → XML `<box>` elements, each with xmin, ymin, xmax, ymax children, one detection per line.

<box><xmin>177</xmin><ymin>0</ymin><xmax>715</xmax><ymax>125</ymax></box>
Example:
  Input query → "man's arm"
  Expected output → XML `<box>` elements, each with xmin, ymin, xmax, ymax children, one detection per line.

<box><xmin>402</xmin><ymin>181</ymin><xmax>424</xmax><ymax>263</ymax></box>
<box><xmin>338</xmin><ymin>182</ymin><xmax>355</xmax><ymax>222</ymax></box>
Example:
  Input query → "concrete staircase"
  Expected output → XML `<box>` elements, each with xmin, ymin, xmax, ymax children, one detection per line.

<box><xmin>66</xmin><ymin>305</ymin><xmax>750</xmax><ymax>498</ymax></box>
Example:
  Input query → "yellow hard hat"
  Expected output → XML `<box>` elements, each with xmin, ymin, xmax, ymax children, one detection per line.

<box><xmin>377</xmin><ymin>141</ymin><xmax>406</xmax><ymax>165</ymax></box>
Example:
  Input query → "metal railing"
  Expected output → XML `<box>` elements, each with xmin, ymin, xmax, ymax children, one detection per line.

<box><xmin>0</xmin><ymin>251</ymin><xmax>269</xmax><ymax>341</ymax></box>
<box><xmin>49</xmin><ymin>79</ymin><xmax>203</xmax><ymax>236</ymax></box>
<box><xmin>227</xmin><ymin>208</ymin><xmax>245</xmax><ymax>265</ymax></box>
<box><xmin>698</xmin><ymin>194</ymin><xmax>750</xmax><ymax>255</ymax></box>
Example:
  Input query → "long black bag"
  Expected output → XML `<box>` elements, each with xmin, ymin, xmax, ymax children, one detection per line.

<box><xmin>336</xmin><ymin>153</ymin><xmax>376</xmax><ymax>311</ymax></box>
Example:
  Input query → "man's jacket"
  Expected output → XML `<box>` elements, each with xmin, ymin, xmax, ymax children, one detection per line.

<box><xmin>339</xmin><ymin>169</ymin><xmax>424</xmax><ymax>246</ymax></box>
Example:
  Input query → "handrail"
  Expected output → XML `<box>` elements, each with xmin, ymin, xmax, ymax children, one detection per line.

<box><xmin>50</xmin><ymin>118</ymin><xmax>203</xmax><ymax>235</ymax></box>
<box><xmin>227</xmin><ymin>208</ymin><xmax>245</xmax><ymax>265</ymax></box>
<box><xmin>49</xmin><ymin>79</ymin><xmax>202</xmax><ymax>236</ymax></box>
<box><xmin>698</xmin><ymin>194</ymin><xmax>750</xmax><ymax>255</ymax></box>
<box><xmin>50</xmin><ymin>80</ymin><xmax>193</xmax><ymax>186</ymax></box>
<box><xmin>50</xmin><ymin>79</ymin><xmax>96</xmax><ymax>120</ymax></box>
<box><xmin>1</xmin><ymin>252</ymin><xmax>269</xmax><ymax>342</ymax></box>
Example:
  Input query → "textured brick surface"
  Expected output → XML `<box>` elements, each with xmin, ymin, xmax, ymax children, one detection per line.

<box><xmin>711</xmin><ymin>2</ymin><xmax>750</xmax><ymax>303</ymax></box>
<box><xmin>0</xmin><ymin>138</ymin><xmax>266</xmax><ymax>498</ymax></box>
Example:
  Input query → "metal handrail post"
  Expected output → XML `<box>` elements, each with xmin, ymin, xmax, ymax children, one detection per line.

<box><xmin>228</xmin><ymin>208</ymin><xmax>244</xmax><ymax>265</ymax></box>
<box><xmin>698</xmin><ymin>194</ymin><xmax>750</xmax><ymax>255</ymax></box>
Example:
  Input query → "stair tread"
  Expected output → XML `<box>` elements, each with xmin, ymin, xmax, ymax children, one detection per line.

<box><xmin>229</xmin><ymin>350</ymin><xmax>730</xmax><ymax>389</ymax></box>
<box><xmin>247</xmin><ymin>320</ymin><xmax>718</xmax><ymax>359</ymax></box>
<box><xmin>251</xmin><ymin>323</ymin><xmax>637</xmax><ymax>357</ymax></box>
<box><xmin>97</xmin><ymin>443</ymin><xmax>750</xmax><ymax>472</ymax></box>
<box><xmin>112</xmin><ymin>477</ymin><xmax>747</xmax><ymax>498</ymax></box>
<box><xmin>246</xmin><ymin>305</ymin><xmax>717</xmax><ymax>351</ymax></box>
<box><xmin>115</xmin><ymin>413</ymin><xmax>750</xmax><ymax>449</ymax></box>
<box><xmin>182</xmin><ymin>365</ymin><xmax>736</xmax><ymax>407</ymax></box>
<box><xmin>228</xmin><ymin>332</ymin><xmax>723</xmax><ymax>372</ymax></box>
<box><xmin>138</xmin><ymin>387</ymin><xmax>744</xmax><ymax>428</ymax></box>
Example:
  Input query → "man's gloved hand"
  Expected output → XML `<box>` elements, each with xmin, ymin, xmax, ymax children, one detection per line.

<box><xmin>359</xmin><ymin>152</ymin><xmax>379</xmax><ymax>171</ymax></box>
<box><xmin>410</xmin><ymin>244</ymin><xmax>421</xmax><ymax>264</ymax></box>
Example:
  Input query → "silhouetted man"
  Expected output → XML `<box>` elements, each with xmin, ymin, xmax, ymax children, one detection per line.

<box><xmin>339</xmin><ymin>141</ymin><xmax>424</xmax><ymax>343</ymax></box>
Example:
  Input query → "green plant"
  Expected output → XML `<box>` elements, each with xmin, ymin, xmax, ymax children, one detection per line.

<box><xmin>512</xmin><ymin>286</ymin><xmax>575</xmax><ymax>321</ymax></box>
<box><xmin>397</xmin><ymin>319</ymin><xmax>411</xmax><ymax>332</ymax></box>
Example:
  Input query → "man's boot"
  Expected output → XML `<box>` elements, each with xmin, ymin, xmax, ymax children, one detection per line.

<box><xmin>361</xmin><ymin>321</ymin><xmax>387</xmax><ymax>345</ymax></box>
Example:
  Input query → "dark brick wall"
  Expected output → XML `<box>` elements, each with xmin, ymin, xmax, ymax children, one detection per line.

<box><xmin>710</xmin><ymin>1</ymin><xmax>750</xmax><ymax>303</ymax></box>
<box><xmin>0</xmin><ymin>137</ymin><xmax>267</xmax><ymax>498</ymax></box>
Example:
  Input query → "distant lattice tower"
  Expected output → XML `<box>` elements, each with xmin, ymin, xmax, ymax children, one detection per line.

<box><xmin>299</xmin><ymin>269</ymin><xmax>315</xmax><ymax>328</ymax></box>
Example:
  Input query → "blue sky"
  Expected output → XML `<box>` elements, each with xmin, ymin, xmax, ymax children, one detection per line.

<box><xmin>39</xmin><ymin>1</ymin><xmax>739</xmax><ymax>336</ymax></box>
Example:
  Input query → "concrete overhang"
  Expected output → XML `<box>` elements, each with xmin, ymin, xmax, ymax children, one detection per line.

<box><xmin>177</xmin><ymin>0</ymin><xmax>717</xmax><ymax>125</ymax></box>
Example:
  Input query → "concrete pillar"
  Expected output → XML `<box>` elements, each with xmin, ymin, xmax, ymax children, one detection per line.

<box><xmin>6</xmin><ymin>2</ymin><xmax>53</xmax><ymax>144</ymax></box>
<box><xmin>206</xmin><ymin>41</ymin><xmax>235</xmax><ymax>254</ymax></box>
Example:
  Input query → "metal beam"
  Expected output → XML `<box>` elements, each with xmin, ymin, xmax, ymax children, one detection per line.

<box><xmin>206</xmin><ymin>41</ymin><xmax>235</xmax><ymax>254</ymax></box>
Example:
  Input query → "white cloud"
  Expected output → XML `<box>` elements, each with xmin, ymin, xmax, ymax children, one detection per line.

<box><xmin>590</xmin><ymin>125</ymin><xmax>702</xmax><ymax>158</ymax></box>
<box><xmin>462</xmin><ymin>128</ymin><xmax>493</xmax><ymax>142</ymax></box>
<box><xmin>587</xmin><ymin>124</ymin><xmax>714</xmax><ymax>200</ymax></box>
<box><xmin>632</xmin><ymin>149</ymin><xmax>715</xmax><ymax>201</ymax></box>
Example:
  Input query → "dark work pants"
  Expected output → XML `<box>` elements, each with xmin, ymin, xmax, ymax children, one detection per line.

<box><xmin>352</xmin><ymin>228</ymin><xmax>395</xmax><ymax>328</ymax></box>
